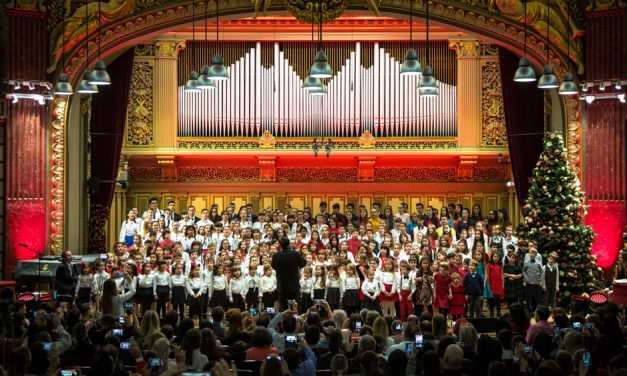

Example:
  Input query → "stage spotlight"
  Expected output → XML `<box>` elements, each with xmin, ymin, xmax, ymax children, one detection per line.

<box><xmin>585</xmin><ymin>95</ymin><xmax>595</xmax><ymax>104</ymax></box>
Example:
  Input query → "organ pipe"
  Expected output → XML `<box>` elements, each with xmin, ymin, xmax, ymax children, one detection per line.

<box><xmin>178</xmin><ymin>41</ymin><xmax>457</xmax><ymax>138</ymax></box>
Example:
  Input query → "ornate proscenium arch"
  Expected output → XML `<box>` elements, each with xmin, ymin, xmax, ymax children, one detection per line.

<box><xmin>51</xmin><ymin>0</ymin><xmax>584</xmax><ymax>169</ymax></box>
<box><xmin>46</xmin><ymin>0</ymin><xmax>584</xmax><ymax>252</ymax></box>
<box><xmin>52</xmin><ymin>0</ymin><xmax>579</xmax><ymax>84</ymax></box>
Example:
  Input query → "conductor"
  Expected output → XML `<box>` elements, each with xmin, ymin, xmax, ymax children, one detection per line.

<box><xmin>271</xmin><ymin>237</ymin><xmax>306</xmax><ymax>310</ymax></box>
<box><xmin>55</xmin><ymin>250</ymin><xmax>78</xmax><ymax>305</ymax></box>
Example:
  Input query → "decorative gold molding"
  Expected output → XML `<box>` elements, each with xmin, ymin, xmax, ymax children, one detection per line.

<box><xmin>155</xmin><ymin>40</ymin><xmax>185</xmax><ymax>58</ymax></box>
<box><xmin>481</xmin><ymin>61</ymin><xmax>507</xmax><ymax>146</ymax></box>
<box><xmin>176</xmin><ymin>138</ymin><xmax>458</xmax><ymax>150</ymax></box>
<box><xmin>126</xmin><ymin>60</ymin><xmax>155</xmax><ymax>146</ymax></box>
<box><xmin>258</xmin><ymin>130</ymin><xmax>276</xmax><ymax>149</ymax></box>
<box><xmin>449</xmin><ymin>40</ymin><xmax>480</xmax><ymax>58</ymax></box>
<box><xmin>586</xmin><ymin>0</ymin><xmax>626</xmax><ymax>11</ymax></box>
<box><xmin>50</xmin><ymin>97</ymin><xmax>67</xmax><ymax>256</ymax></box>
<box><xmin>359</xmin><ymin>130</ymin><xmax>376</xmax><ymax>149</ymax></box>
<box><xmin>8</xmin><ymin>0</ymin><xmax>45</xmax><ymax>11</ymax></box>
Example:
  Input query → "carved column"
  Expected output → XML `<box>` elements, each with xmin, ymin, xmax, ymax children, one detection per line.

<box><xmin>449</xmin><ymin>40</ymin><xmax>481</xmax><ymax>148</ymax></box>
<box><xmin>154</xmin><ymin>40</ymin><xmax>185</xmax><ymax>149</ymax></box>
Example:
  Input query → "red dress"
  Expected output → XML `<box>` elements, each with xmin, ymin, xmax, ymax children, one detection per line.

<box><xmin>487</xmin><ymin>263</ymin><xmax>504</xmax><ymax>298</ymax></box>
<box><xmin>434</xmin><ymin>273</ymin><xmax>452</xmax><ymax>309</ymax></box>
<box><xmin>449</xmin><ymin>283</ymin><xmax>465</xmax><ymax>316</ymax></box>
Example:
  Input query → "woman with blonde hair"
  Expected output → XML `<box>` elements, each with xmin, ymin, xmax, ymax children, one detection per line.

<box><xmin>140</xmin><ymin>310</ymin><xmax>161</xmax><ymax>342</ymax></box>
<box><xmin>458</xmin><ymin>323</ymin><xmax>478</xmax><ymax>358</ymax></box>
<box><xmin>372</xmin><ymin>316</ymin><xmax>394</xmax><ymax>349</ymax></box>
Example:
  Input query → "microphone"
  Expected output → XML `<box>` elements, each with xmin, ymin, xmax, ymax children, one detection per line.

<box><xmin>18</xmin><ymin>243</ymin><xmax>29</xmax><ymax>247</ymax></box>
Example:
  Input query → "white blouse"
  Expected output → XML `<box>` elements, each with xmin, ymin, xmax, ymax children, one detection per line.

<box><xmin>229</xmin><ymin>277</ymin><xmax>246</xmax><ymax>297</ymax></box>
<box><xmin>259</xmin><ymin>275</ymin><xmax>277</xmax><ymax>295</ymax></box>
<box><xmin>137</xmin><ymin>274</ymin><xmax>155</xmax><ymax>289</ymax></box>
<box><xmin>361</xmin><ymin>280</ymin><xmax>380</xmax><ymax>298</ymax></box>
<box><xmin>212</xmin><ymin>275</ymin><xmax>228</xmax><ymax>292</ymax></box>
<box><xmin>186</xmin><ymin>277</ymin><xmax>206</xmax><ymax>295</ymax></box>
<box><xmin>300</xmin><ymin>278</ymin><xmax>314</xmax><ymax>294</ymax></box>
<box><xmin>171</xmin><ymin>274</ymin><xmax>186</xmax><ymax>287</ymax></box>
<box><xmin>342</xmin><ymin>275</ymin><xmax>361</xmax><ymax>290</ymax></box>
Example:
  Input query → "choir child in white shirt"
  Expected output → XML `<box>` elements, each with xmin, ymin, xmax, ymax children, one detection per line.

<box><xmin>184</xmin><ymin>249</ymin><xmax>203</xmax><ymax>276</ymax></box>
<box><xmin>326</xmin><ymin>265</ymin><xmax>341</xmax><ymax>310</ymax></box>
<box><xmin>341</xmin><ymin>264</ymin><xmax>361</xmax><ymax>315</ymax></box>
<box><xmin>361</xmin><ymin>269</ymin><xmax>381</xmax><ymax>313</ymax></box>
<box><xmin>201</xmin><ymin>258</ymin><xmax>214</xmax><ymax>319</ymax></box>
<box><xmin>229</xmin><ymin>267</ymin><xmax>246</xmax><ymax>311</ymax></box>
<box><xmin>120</xmin><ymin>210</ymin><xmax>141</xmax><ymax>247</ymax></box>
<box><xmin>186</xmin><ymin>265</ymin><xmax>205</xmax><ymax>319</ymax></box>
<box><xmin>397</xmin><ymin>262</ymin><xmax>414</xmax><ymax>322</ymax></box>
<box><xmin>379</xmin><ymin>258</ymin><xmax>398</xmax><ymax>317</ymax></box>
<box><xmin>75</xmin><ymin>263</ymin><xmax>94</xmax><ymax>306</ymax></box>
<box><xmin>170</xmin><ymin>264</ymin><xmax>187</xmax><ymax>320</ymax></box>
<box><xmin>299</xmin><ymin>266</ymin><xmax>314</xmax><ymax>314</ymax></box>
<box><xmin>154</xmin><ymin>261</ymin><xmax>171</xmax><ymax>318</ymax></box>
<box><xmin>259</xmin><ymin>264</ymin><xmax>277</xmax><ymax>309</ymax></box>
<box><xmin>209</xmin><ymin>264</ymin><xmax>229</xmax><ymax>310</ymax></box>
<box><xmin>311</xmin><ymin>265</ymin><xmax>327</xmax><ymax>303</ymax></box>
<box><xmin>137</xmin><ymin>263</ymin><xmax>156</xmax><ymax>316</ymax></box>
<box><xmin>92</xmin><ymin>261</ymin><xmax>110</xmax><ymax>312</ymax></box>
<box><xmin>245</xmin><ymin>264</ymin><xmax>261</xmax><ymax>311</ymax></box>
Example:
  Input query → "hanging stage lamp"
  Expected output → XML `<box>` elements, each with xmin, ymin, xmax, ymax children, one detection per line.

<box><xmin>198</xmin><ymin>1</ymin><xmax>215</xmax><ymax>90</ymax></box>
<box><xmin>77</xmin><ymin>1</ymin><xmax>98</xmax><ymax>94</ymax></box>
<box><xmin>54</xmin><ymin>8</ymin><xmax>73</xmax><ymax>96</ymax></box>
<box><xmin>309</xmin><ymin>1</ymin><xmax>332</xmax><ymax>79</ymax></box>
<box><xmin>89</xmin><ymin>1</ymin><xmax>111</xmax><ymax>85</ymax></box>
<box><xmin>513</xmin><ymin>0</ymin><xmax>537</xmax><ymax>82</ymax></box>
<box><xmin>400</xmin><ymin>0</ymin><xmax>422</xmax><ymax>76</ymax></box>
<box><xmin>418</xmin><ymin>1</ymin><xmax>437</xmax><ymax>96</ymax></box>
<box><xmin>558</xmin><ymin>0</ymin><xmax>578</xmax><ymax>95</ymax></box>
<box><xmin>208</xmin><ymin>0</ymin><xmax>229</xmax><ymax>81</ymax></box>
<box><xmin>303</xmin><ymin>13</ymin><xmax>323</xmax><ymax>91</ymax></box>
<box><xmin>537</xmin><ymin>0</ymin><xmax>558</xmax><ymax>89</ymax></box>
<box><xmin>185</xmin><ymin>1</ymin><xmax>201</xmax><ymax>93</ymax></box>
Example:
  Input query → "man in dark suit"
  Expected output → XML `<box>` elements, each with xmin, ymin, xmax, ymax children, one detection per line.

<box><xmin>55</xmin><ymin>250</ymin><xmax>77</xmax><ymax>305</ymax></box>
<box><xmin>271</xmin><ymin>237</ymin><xmax>306</xmax><ymax>311</ymax></box>
<box><xmin>167</xmin><ymin>201</ymin><xmax>182</xmax><ymax>221</ymax></box>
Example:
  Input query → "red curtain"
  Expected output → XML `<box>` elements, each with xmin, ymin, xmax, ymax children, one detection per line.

<box><xmin>498</xmin><ymin>47</ymin><xmax>546</xmax><ymax>204</ymax></box>
<box><xmin>584</xmin><ymin>8</ymin><xmax>626</xmax><ymax>269</ymax></box>
<box><xmin>88</xmin><ymin>48</ymin><xmax>135</xmax><ymax>253</ymax></box>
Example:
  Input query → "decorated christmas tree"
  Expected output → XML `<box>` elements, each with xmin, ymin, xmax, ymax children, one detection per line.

<box><xmin>518</xmin><ymin>132</ymin><xmax>605</xmax><ymax>302</ymax></box>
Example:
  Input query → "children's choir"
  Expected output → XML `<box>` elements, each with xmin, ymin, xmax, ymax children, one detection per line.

<box><xmin>78</xmin><ymin>202</ymin><xmax>562</xmax><ymax>320</ymax></box>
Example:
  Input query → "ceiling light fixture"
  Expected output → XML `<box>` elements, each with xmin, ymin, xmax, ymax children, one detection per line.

<box><xmin>401</xmin><ymin>0</ymin><xmax>422</xmax><ymax>76</ymax></box>
<box><xmin>303</xmin><ymin>12</ymin><xmax>323</xmax><ymax>91</ymax></box>
<box><xmin>418</xmin><ymin>0</ymin><xmax>438</xmax><ymax>96</ymax></box>
<box><xmin>77</xmin><ymin>0</ymin><xmax>98</xmax><ymax>94</ymax></box>
<box><xmin>309</xmin><ymin>0</ymin><xmax>332</xmax><ymax>79</ymax></box>
<box><xmin>197</xmin><ymin>1</ymin><xmax>215</xmax><ymax>90</ymax></box>
<box><xmin>514</xmin><ymin>0</ymin><xmax>537</xmax><ymax>82</ymax></box>
<box><xmin>537</xmin><ymin>0</ymin><xmax>559</xmax><ymax>89</ymax></box>
<box><xmin>184</xmin><ymin>1</ymin><xmax>201</xmax><ymax>93</ymax></box>
<box><xmin>208</xmin><ymin>0</ymin><xmax>229</xmax><ymax>81</ymax></box>
<box><xmin>558</xmin><ymin>0</ymin><xmax>578</xmax><ymax>95</ymax></box>
<box><xmin>54</xmin><ymin>6</ymin><xmax>73</xmax><ymax>96</ymax></box>
<box><xmin>89</xmin><ymin>0</ymin><xmax>111</xmax><ymax>85</ymax></box>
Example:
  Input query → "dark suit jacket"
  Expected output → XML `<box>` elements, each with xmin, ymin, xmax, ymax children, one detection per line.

<box><xmin>171</xmin><ymin>212</ymin><xmax>182</xmax><ymax>221</ymax></box>
<box><xmin>55</xmin><ymin>261</ymin><xmax>77</xmax><ymax>296</ymax></box>
<box><xmin>271</xmin><ymin>249</ymin><xmax>306</xmax><ymax>295</ymax></box>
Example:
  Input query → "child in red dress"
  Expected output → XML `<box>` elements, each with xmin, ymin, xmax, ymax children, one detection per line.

<box><xmin>379</xmin><ymin>258</ymin><xmax>398</xmax><ymax>317</ymax></box>
<box><xmin>487</xmin><ymin>252</ymin><xmax>504</xmax><ymax>317</ymax></box>
<box><xmin>434</xmin><ymin>262</ymin><xmax>453</xmax><ymax>316</ymax></box>
<box><xmin>449</xmin><ymin>272</ymin><xmax>465</xmax><ymax>320</ymax></box>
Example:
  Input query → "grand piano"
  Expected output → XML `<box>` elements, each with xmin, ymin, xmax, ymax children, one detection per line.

<box><xmin>13</xmin><ymin>254</ymin><xmax>101</xmax><ymax>292</ymax></box>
